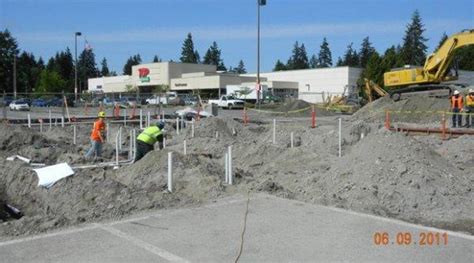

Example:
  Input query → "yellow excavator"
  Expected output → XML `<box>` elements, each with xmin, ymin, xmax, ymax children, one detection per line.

<box><xmin>382</xmin><ymin>29</ymin><xmax>474</xmax><ymax>100</ymax></box>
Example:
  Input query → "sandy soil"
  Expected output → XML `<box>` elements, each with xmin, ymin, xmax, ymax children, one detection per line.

<box><xmin>0</xmin><ymin>97</ymin><xmax>472</xmax><ymax>240</ymax></box>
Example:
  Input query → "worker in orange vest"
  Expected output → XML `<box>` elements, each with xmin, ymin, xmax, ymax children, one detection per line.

<box><xmin>465</xmin><ymin>88</ymin><xmax>474</xmax><ymax>128</ymax></box>
<box><xmin>450</xmin><ymin>90</ymin><xmax>464</xmax><ymax>128</ymax></box>
<box><xmin>85</xmin><ymin>111</ymin><xmax>107</xmax><ymax>159</ymax></box>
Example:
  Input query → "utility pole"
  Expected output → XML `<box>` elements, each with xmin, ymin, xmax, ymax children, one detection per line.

<box><xmin>75</xmin><ymin>32</ymin><xmax>82</xmax><ymax>102</ymax></box>
<box><xmin>257</xmin><ymin>0</ymin><xmax>266</xmax><ymax>108</ymax></box>
<box><xmin>13</xmin><ymin>55</ymin><xmax>17</xmax><ymax>99</ymax></box>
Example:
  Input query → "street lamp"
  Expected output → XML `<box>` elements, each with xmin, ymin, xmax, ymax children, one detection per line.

<box><xmin>257</xmin><ymin>0</ymin><xmax>266</xmax><ymax>107</ymax></box>
<box><xmin>74</xmin><ymin>32</ymin><xmax>82</xmax><ymax>101</ymax></box>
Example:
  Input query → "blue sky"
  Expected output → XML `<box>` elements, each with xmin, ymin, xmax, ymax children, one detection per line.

<box><xmin>1</xmin><ymin>0</ymin><xmax>473</xmax><ymax>74</ymax></box>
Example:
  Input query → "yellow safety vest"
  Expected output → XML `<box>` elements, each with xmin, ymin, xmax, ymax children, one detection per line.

<box><xmin>137</xmin><ymin>126</ymin><xmax>162</xmax><ymax>145</ymax></box>
<box><xmin>467</xmin><ymin>95</ymin><xmax>474</xmax><ymax>107</ymax></box>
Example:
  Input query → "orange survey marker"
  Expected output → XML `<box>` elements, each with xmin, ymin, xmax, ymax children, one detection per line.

<box><xmin>384</xmin><ymin>110</ymin><xmax>391</xmax><ymax>130</ymax></box>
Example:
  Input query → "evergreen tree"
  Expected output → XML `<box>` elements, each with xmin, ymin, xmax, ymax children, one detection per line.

<box><xmin>336</xmin><ymin>57</ymin><xmax>344</xmax><ymax>67</ymax></box>
<box><xmin>180</xmin><ymin>33</ymin><xmax>198</xmax><ymax>63</ymax></box>
<box><xmin>342</xmin><ymin>43</ymin><xmax>359</xmax><ymax>66</ymax></box>
<box><xmin>273</xmin><ymin>59</ymin><xmax>286</xmax><ymax>71</ymax></box>
<box><xmin>203</xmin><ymin>41</ymin><xmax>226</xmax><ymax>70</ymax></box>
<box><xmin>401</xmin><ymin>10</ymin><xmax>428</xmax><ymax>65</ymax></box>
<box><xmin>435</xmin><ymin>32</ymin><xmax>448</xmax><ymax>52</ymax></box>
<box><xmin>455</xmin><ymin>46</ymin><xmax>474</xmax><ymax>70</ymax></box>
<box><xmin>359</xmin><ymin>36</ymin><xmax>376</xmax><ymax>67</ymax></box>
<box><xmin>235</xmin><ymin>60</ymin><xmax>247</xmax><ymax>74</ymax></box>
<box><xmin>309</xmin><ymin>54</ymin><xmax>318</xmax><ymax>68</ymax></box>
<box><xmin>55</xmin><ymin>48</ymin><xmax>74</xmax><ymax>87</ymax></box>
<box><xmin>100</xmin><ymin>57</ymin><xmax>110</xmax><ymax>77</ymax></box>
<box><xmin>153</xmin><ymin>55</ymin><xmax>162</xmax><ymax>63</ymax></box>
<box><xmin>0</xmin><ymin>29</ymin><xmax>19</xmax><ymax>93</ymax></box>
<box><xmin>381</xmin><ymin>45</ymin><xmax>404</xmax><ymax>72</ymax></box>
<box><xmin>123</xmin><ymin>54</ymin><xmax>142</xmax><ymax>75</ymax></box>
<box><xmin>17</xmin><ymin>51</ymin><xmax>37</xmax><ymax>93</ymax></box>
<box><xmin>317</xmin><ymin>37</ymin><xmax>332</xmax><ymax>68</ymax></box>
<box><xmin>362</xmin><ymin>52</ymin><xmax>384</xmax><ymax>86</ymax></box>
<box><xmin>194</xmin><ymin>50</ymin><xmax>200</xmax><ymax>63</ymax></box>
<box><xmin>78</xmin><ymin>48</ymin><xmax>99</xmax><ymax>91</ymax></box>
<box><xmin>287</xmin><ymin>41</ymin><xmax>309</xmax><ymax>70</ymax></box>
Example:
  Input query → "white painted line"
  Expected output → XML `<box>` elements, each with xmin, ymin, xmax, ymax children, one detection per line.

<box><xmin>0</xmin><ymin>224</ymin><xmax>98</xmax><ymax>247</ymax></box>
<box><xmin>99</xmin><ymin>225</ymin><xmax>189</xmax><ymax>263</ymax></box>
<box><xmin>260</xmin><ymin>194</ymin><xmax>474</xmax><ymax>241</ymax></box>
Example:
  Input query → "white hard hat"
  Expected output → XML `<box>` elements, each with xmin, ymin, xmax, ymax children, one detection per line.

<box><xmin>453</xmin><ymin>90</ymin><xmax>460</xmax><ymax>95</ymax></box>
<box><xmin>469</xmin><ymin>88</ymin><xmax>474</xmax><ymax>94</ymax></box>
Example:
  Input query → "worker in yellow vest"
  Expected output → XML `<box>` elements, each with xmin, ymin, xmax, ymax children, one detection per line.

<box><xmin>134</xmin><ymin>121</ymin><xmax>165</xmax><ymax>162</ymax></box>
<box><xmin>450</xmin><ymin>90</ymin><xmax>464</xmax><ymax>128</ymax></box>
<box><xmin>465</xmin><ymin>88</ymin><xmax>474</xmax><ymax>128</ymax></box>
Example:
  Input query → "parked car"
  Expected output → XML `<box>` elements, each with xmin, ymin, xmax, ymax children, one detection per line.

<box><xmin>32</xmin><ymin>98</ymin><xmax>48</xmax><ymax>107</ymax></box>
<box><xmin>9</xmin><ymin>99</ymin><xmax>30</xmax><ymax>111</ymax></box>
<box><xmin>146</xmin><ymin>92</ymin><xmax>178</xmax><ymax>105</ymax></box>
<box><xmin>103</xmin><ymin>98</ymin><xmax>115</xmax><ymax>107</ymax></box>
<box><xmin>120</xmin><ymin>97</ymin><xmax>139</xmax><ymax>108</ymax></box>
<box><xmin>208</xmin><ymin>95</ymin><xmax>245</xmax><ymax>109</ymax></box>
<box><xmin>46</xmin><ymin>98</ymin><xmax>64</xmax><ymax>107</ymax></box>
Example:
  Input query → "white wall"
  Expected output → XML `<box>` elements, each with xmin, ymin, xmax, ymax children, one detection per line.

<box><xmin>88</xmin><ymin>75</ymin><xmax>132</xmax><ymax>93</ymax></box>
<box><xmin>244</xmin><ymin>66</ymin><xmax>362</xmax><ymax>103</ymax></box>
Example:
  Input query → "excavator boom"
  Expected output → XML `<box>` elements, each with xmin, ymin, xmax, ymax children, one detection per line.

<box><xmin>384</xmin><ymin>29</ymin><xmax>474</xmax><ymax>89</ymax></box>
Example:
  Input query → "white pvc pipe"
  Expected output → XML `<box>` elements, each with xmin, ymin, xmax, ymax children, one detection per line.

<box><xmin>139</xmin><ymin>109</ymin><xmax>143</xmax><ymax>129</ymax></box>
<box><xmin>40</xmin><ymin>121</ymin><xmax>43</xmax><ymax>132</ymax></box>
<box><xmin>162</xmin><ymin>110</ymin><xmax>165</xmax><ymax>121</ymax></box>
<box><xmin>118</xmin><ymin>127</ymin><xmax>122</xmax><ymax>151</ymax></box>
<box><xmin>129</xmin><ymin>130</ymin><xmax>133</xmax><ymax>160</ymax></box>
<box><xmin>115</xmin><ymin>132</ymin><xmax>119</xmax><ymax>166</ymax></box>
<box><xmin>225</xmin><ymin>152</ymin><xmax>229</xmax><ymax>184</ymax></box>
<box><xmin>73</xmin><ymin>125</ymin><xmax>77</xmax><ymax>145</ymax></box>
<box><xmin>163</xmin><ymin>137</ymin><xmax>166</xmax><ymax>149</ymax></box>
<box><xmin>215</xmin><ymin>131</ymin><xmax>219</xmax><ymax>139</ymax></box>
<box><xmin>228</xmin><ymin>145</ymin><xmax>233</xmax><ymax>185</ymax></box>
<box><xmin>106</xmin><ymin>123</ymin><xmax>110</xmax><ymax>143</ymax></box>
<box><xmin>273</xmin><ymin>119</ymin><xmax>276</xmax><ymax>144</ymax></box>
<box><xmin>338</xmin><ymin>118</ymin><xmax>342</xmax><ymax>157</ymax></box>
<box><xmin>27</xmin><ymin>114</ymin><xmax>31</xmax><ymax>128</ymax></box>
<box><xmin>49</xmin><ymin>109</ymin><xmax>52</xmax><ymax>129</ymax></box>
<box><xmin>124</xmin><ymin>109</ymin><xmax>127</xmax><ymax>126</ymax></box>
<box><xmin>290</xmin><ymin>132</ymin><xmax>294</xmax><ymax>148</ymax></box>
<box><xmin>61</xmin><ymin>116</ymin><xmax>64</xmax><ymax>128</ymax></box>
<box><xmin>176</xmin><ymin>118</ymin><xmax>180</xmax><ymax>135</ymax></box>
<box><xmin>55</xmin><ymin>118</ymin><xmax>57</xmax><ymax>126</ymax></box>
<box><xmin>147</xmin><ymin>111</ymin><xmax>151</xmax><ymax>127</ymax></box>
<box><xmin>168</xmin><ymin>152</ymin><xmax>173</xmax><ymax>192</ymax></box>
<box><xmin>132</xmin><ymin>129</ymin><xmax>136</xmax><ymax>158</ymax></box>
<box><xmin>183</xmin><ymin>139</ymin><xmax>187</xmax><ymax>155</ymax></box>
<box><xmin>191</xmin><ymin>119</ymin><xmax>195</xmax><ymax>138</ymax></box>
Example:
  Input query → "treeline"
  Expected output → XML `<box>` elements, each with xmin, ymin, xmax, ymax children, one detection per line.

<box><xmin>271</xmin><ymin>10</ymin><xmax>474</xmax><ymax>86</ymax></box>
<box><xmin>0</xmin><ymin>10</ymin><xmax>472</xmax><ymax>94</ymax></box>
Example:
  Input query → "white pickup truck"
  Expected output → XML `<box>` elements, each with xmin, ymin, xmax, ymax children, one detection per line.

<box><xmin>146</xmin><ymin>92</ymin><xmax>177</xmax><ymax>105</ymax></box>
<box><xmin>208</xmin><ymin>95</ymin><xmax>245</xmax><ymax>109</ymax></box>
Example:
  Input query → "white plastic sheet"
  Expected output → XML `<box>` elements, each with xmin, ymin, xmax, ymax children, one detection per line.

<box><xmin>33</xmin><ymin>162</ymin><xmax>74</xmax><ymax>188</ymax></box>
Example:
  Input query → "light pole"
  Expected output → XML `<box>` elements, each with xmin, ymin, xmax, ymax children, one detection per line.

<box><xmin>257</xmin><ymin>0</ymin><xmax>266</xmax><ymax>108</ymax></box>
<box><xmin>74</xmin><ymin>32</ymin><xmax>82</xmax><ymax>101</ymax></box>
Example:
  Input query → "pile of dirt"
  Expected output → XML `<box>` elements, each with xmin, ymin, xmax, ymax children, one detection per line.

<box><xmin>0</xmin><ymin>114</ymin><xmax>472</xmax><ymax>238</ymax></box>
<box><xmin>353</xmin><ymin>95</ymin><xmax>450</xmax><ymax>124</ymax></box>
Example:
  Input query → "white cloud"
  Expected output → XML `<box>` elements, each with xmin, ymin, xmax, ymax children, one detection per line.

<box><xmin>15</xmin><ymin>19</ymin><xmax>469</xmax><ymax>43</ymax></box>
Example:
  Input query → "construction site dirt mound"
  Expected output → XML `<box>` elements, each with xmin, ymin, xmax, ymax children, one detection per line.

<box><xmin>256</xmin><ymin>99</ymin><xmax>336</xmax><ymax>117</ymax></box>
<box><xmin>353</xmin><ymin>95</ymin><xmax>450</xmax><ymax>124</ymax></box>
<box><xmin>0</xmin><ymin>114</ymin><xmax>472</xmax><ymax>239</ymax></box>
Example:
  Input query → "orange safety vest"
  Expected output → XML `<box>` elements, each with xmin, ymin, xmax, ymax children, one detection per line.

<box><xmin>90</xmin><ymin>119</ymin><xmax>105</xmax><ymax>141</ymax></box>
<box><xmin>451</xmin><ymin>95</ymin><xmax>463</xmax><ymax>109</ymax></box>
<box><xmin>466</xmin><ymin>95</ymin><xmax>474</xmax><ymax>107</ymax></box>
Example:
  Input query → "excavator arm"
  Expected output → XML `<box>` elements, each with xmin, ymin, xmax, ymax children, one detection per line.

<box><xmin>384</xmin><ymin>29</ymin><xmax>474</xmax><ymax>88</ymax></box>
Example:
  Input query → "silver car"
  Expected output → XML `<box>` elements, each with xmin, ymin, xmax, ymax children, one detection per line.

<box><xmin>9</xmin><ymin>100</ymin><xmax>30</xmax><ymax>111</ymax></box>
